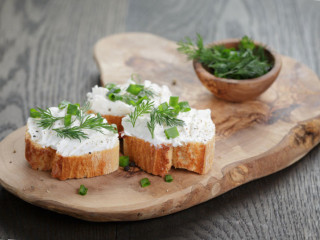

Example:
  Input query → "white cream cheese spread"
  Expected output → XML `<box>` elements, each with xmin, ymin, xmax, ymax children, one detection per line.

<box><xmin>87</xmin><ymin>79</ymin><xmax>172</xmax><ymax>116</ymax></box>
<box><xmin>27</xmin><ymin>107</ymin><xmax>118</xmax><ymax>157</ymax></box>
<box><xmin>122</xmin><ymin>108</ymin><xmax>215</xmax><ymax>147</ymax></box>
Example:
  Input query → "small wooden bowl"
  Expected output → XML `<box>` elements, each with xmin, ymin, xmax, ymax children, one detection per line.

<box><xmin>193</xmin><ymin>39</ymin><xmax>282</xmax><ymax>102</ymax></box>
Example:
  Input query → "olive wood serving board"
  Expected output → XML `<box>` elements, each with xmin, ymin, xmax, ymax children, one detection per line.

<box><xmin>1</xmin><ymin>33</ymin><xmax>320</xmax><ymax>222</ymax></box>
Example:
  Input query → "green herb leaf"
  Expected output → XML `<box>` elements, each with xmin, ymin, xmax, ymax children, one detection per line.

<box><xmin>140</xmin><ymin>178</ymin><xmax>150</xmax><ymax>188</ymax></box>
<box><xmin>64</xmin><ymin>114</ymin><xmax>72</xmax><ymax>127</ymax></box>
<box><xmin>169</xmin><ymin>96</ymin><xmax>179</xmax><ymax>107</ymax></box>
<box><xmin>165</xmin><ymin>174</ymin><xmax>173</xmax><ymax>182</ymax></box>
<box><xmin>119</xmin><ymin>156</ymin><xmax>130</xmax><ymax>167</ymax></box>
<box><xmin>67</xmin><ymin>104</ymin><xmax>79</xmax><ymax>115</ymax></box>
<box><xmin>164</xmin><ymin>126</ymin><xmax>179</xmax><ymax>139</ymax></box>
<box><xmin>30</xmin><ymin>108</ymin><xmax>41</xmax><ymax>118</ymax></box>
<box><xmin>178</xmin><ymin>101</ymin><xmax>191</xmax><ymax>112</ymax></box>
<box><xmin>126</xmin><ymin>84</ymin><xmax>144</xmax><ymax>96</ymax></box>
<box><xmin>79</xmin><ymin>184</ymin><xmax>88</xmax><ymax>195</ymax></box>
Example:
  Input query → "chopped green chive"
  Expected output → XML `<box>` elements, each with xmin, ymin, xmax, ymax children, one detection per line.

<box><xmin>178</xmin><ymin>101</ymin><xmax>191</xmax><ymax>112</ymax></box>
<box><xmin>169</xmin><ymin>96</ymin><xmax>179</xmax><ymax>107</ymax></box>
<box><xmin>78</xmin><ymin>184</ymin><xmax>88</xmax><ymax>195</ymax></box>
<box><xmin>158</xmin><ymin>102</ymin><xmax>169</xmax><ymax>111</ymax></box>
<box><xmin>164</xmin><ymin>126</ymin><xmax>179</xmax><ymax>139</ymax></box>
<box><xmin>105</xmin><ymin>83</ymin><xmax>116</xmax><ymax>90</ymax></box>
<box><xmin>58</xmin><ymin>100</ymin><xmax>71</xmax><ymax>110</ymax></box>
<box><xmin>64</xmin><ymin>114</ymin><xmax>72</xmax><ymax>127</ymax></box>
<box><xmin>119</xmin><ymin>156</ymin><xmax>130</xmax><ymax>167</ymax></box>
<box><xmin>165</xmin><ymin>174</ymin><xmax>173</xmax><ymax>182</ymax></box>
<box><xmin>107</xmin><ymin>93</ymin><xmax>122</xmax><ymax>102</ymax></box>
<box><xmin>30</xmin><ymin>108</ymin><xmax>41</xmax><ymax>118</ymax></box>
<box><xmin>126</xmin><ymin>84</ymin><xmax>143</xmax><ymax>95</ymax></box>
<box><xmin>140</xmin><ymin>178</ymin><xmax>151</xmax><ymax>188</ymax></box>
<box><xmin>67</xmin><ymin>104</ymin><xmax>79</xmax><ymax>115</ymax></box>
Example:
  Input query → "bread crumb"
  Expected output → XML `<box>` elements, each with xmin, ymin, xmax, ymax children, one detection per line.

<box><xmin>166</xmin><ymin>189</ymin><xmax>169</xmax><ymax>192</ymax></box>
<box><xmin>13</xmin><ymin>150</ymin><xmax>16</xmax><ymax>154</ymax></box>
<box><xmin>46</xmin><ymin>189</ymin><xmax>50</xmax><ymax>193</ymax></box>
<box><xmin>172</xmin><ymin>79</ymin><xmax>177</xmax><ymax>86</ymax></box>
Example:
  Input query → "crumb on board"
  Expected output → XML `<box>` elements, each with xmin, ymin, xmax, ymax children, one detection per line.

<box><xmin>13</xmin><ymin>150</ymin><xmax>16</xmax><ymax>153</ymax></box>
<box><xmin>172</xmin><ymin>79</ymin><xmax>177</xmax><ymax>86</ymax></box>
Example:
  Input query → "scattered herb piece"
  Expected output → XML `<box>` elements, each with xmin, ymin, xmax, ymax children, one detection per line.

<box><xmin>140</xmin><ymin>178</ymin><xmax>151</xmax><ymax>188</ymax></box>
<box><xmin>165</xmin><ymin>174</ymin><xmax>173</xmax><ymax>182</ymax></box>
<box><xmin>119</xmin><ymin>156</ymin><xmax>130</xmax><ymax>167</ymax></box>
<box><xmin>177</xmin><ymin>34</ymin><xmax>272</xmax><ymax>79</ymax></box>
<box><xmin>79</xmin><ymin>184</ymin><xmax>88</xmax><ymax>195</ymax></box>
<box><xmin>164</xmin><ymin>126</ymin><xmax>179</xmax><ymax>139</ymax></box>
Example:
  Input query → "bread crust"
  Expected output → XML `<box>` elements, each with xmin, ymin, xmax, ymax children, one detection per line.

<box><xmin>123</xmin><ymin>135</ymin><xmax>215</xmax><ymax>176</ymax></box>
<box><xmin>25</xmin><ymin>129</ymin><xmax>119</xmax><ymax>180</ymax></box>
<box><xmin>51</xmin><ymin>145</ymin><xmax>119</xmax><ymax>180</ymax></box>
<box><xmin>87</xmin><ymin>110</ymin><xmax>124</xmax><ymax>132</ymax></box>
<box><xmin>25</xmin><ymin>131</ymin><xmax>56</xmax><ymax>171</ymax></box>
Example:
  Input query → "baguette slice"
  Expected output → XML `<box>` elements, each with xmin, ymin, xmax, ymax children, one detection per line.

<box><xmin>122</xmin><ymin>108</ymin><xmax>215</xmax><ymax>176</ymax></box>
<box><xmin>25</xmin><ymin>130</ymin><xmax>119</xmax><ymax>180</ymax></box>
<box><xmin>123</xmin><ymin>135</ymin><xmax>215</xmax><ymax>177</ymax></box>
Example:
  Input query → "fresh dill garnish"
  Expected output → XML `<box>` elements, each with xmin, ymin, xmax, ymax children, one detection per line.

<box><xmin>54</xmin><ymin>126</ymin><xmax>88</xmax><ymax>141</ymax></box>
<box><xmin>30</xmin><ymin>107</ymin><xmax>64</xmax><ymax>129</ymax></box>
<box><xmin>146</xmin><ymin>102</ymin><xmax>185</xmax><ymax>138</ymax></box>
<box><xmin>128</xmin><ymin>101</ymin><xmax>154</xmax><ymax>127</ymax></box>
<box><xmin>177</xmin><ymin>34</ymin><xmax>272</xmax><ymax>79</ymax></box>
<box><xmin>30</xmin><ymin>101</ymin><xmax>117</xmax><ymax>141</ymax></box>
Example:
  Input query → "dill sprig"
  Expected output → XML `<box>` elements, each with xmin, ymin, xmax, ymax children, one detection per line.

<box><xmin>30</xmin><ymin>101</ymin><xmax>117</xmax><ymax>141</ymax></box>
<box><xmin>32</xmin><ymin>108</ymin><xmax>64</xmax><ymax>129</ymax></box>
<box><xmin>146</xmin><ymin>103</ymin><xmax>185</xmax><ymax>139</ymax></box>
<box><xmin>128</xmin><ymin>101</ymin><xmax>154</xmax><ymax>127</ymax></box>
<box><xmin>54</xmin><ymin>126</ymin><xmax>88</xmax><ymax>141</ymax></box>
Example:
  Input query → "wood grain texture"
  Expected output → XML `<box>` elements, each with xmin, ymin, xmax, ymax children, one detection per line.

<box><xmin>0</xmin><ymin>0</ymin><xmax>319</xmax><ymax>239</ymax></box>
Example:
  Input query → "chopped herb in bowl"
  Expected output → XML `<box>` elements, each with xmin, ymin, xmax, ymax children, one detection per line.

<box><xmin>178</xmin><ymin>35</ymin><xmax>273</xmax><ymax>79</ymax></box>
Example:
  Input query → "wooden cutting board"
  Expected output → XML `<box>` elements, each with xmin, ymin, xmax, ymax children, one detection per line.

<box><xmin>0</xmin><ymin>33</ymin><xmax>320</xmax><ymax>222</ymax></box>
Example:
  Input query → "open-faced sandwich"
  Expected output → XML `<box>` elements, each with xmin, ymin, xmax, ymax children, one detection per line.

<box><xmin>25</xmin><ymin>101</ymin><xmax>119</xmax><ymax>180</ymax></box>
<box><xmin>87</xmin><ymin>77</ymin><xmax>171</xmax><ymax>132</ymax></box>
<box><xmin>122</xmin><ymin>96</ymin><xmax>215</xmax><ymax>177</ymax></box>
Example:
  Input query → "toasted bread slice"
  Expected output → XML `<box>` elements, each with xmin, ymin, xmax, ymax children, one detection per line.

<box><xmin>123</xmin><ymin>136</ymin><xmax>173</xmax><ymax>176</ymax></box>
<box><xmin>25</xmin><ymin>130</ymin><xmax>119</xmax><ymax>180</ymax></box>
<box><xmin>123</xmin><ymin>135</ymin><xmax>215</xmax><ymax>177</ymax></box>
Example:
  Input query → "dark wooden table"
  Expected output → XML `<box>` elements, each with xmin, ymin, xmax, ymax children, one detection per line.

<box><xmin>0</xmin><ymin>0</ymin><xmax>319</xmax><ymax>239</ymax></box>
